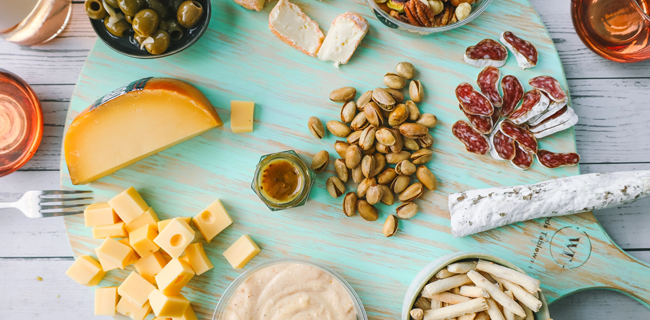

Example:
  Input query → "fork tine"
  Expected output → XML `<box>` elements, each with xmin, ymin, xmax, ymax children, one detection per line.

<box><xmin>40</xmin><ymin>197</ymin><xmax>94</xmax><ymax>202</ymax></box>
<box><xmin>40</xmin><ymin>210</ymin><xmax>85</xmax><ymax>218</ymax></box>
<box><xmin>41</xmin><ymin>190</ymin><xmax>92</xmax><ymax>195</ymax></box>
<box><xmin>40</xmin><ymin>203</ymin><xmax>93</xmax><ymax>210</ymax></box>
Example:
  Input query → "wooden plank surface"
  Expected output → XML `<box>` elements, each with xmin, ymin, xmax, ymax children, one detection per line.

<box><xmin>0</xmin><ymin>0</ymin><xmax>649</xmax><ymax>319</ymax></box>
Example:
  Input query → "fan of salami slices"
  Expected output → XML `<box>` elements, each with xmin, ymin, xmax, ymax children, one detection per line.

<box><xmin>453</xmin><ymin>31</ymin><xmax>580</xmax><ymax>170</ymax></box>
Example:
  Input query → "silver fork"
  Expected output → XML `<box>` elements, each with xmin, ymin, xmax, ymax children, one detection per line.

<box><xmin>0</xmin><ymin>190</ymin><xmax>93</xmax><ymax>218</ymax></box>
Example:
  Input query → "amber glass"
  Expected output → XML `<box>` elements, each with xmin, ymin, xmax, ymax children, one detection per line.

<box><xmin>571</xmin><ymin>0</ymin><xmax>650</xmax><ymax>62</ymax></box>
<box><xmin>0</xmin><ymin>69</ymin><xmax>43</xmax><ymax>177</ymax></box>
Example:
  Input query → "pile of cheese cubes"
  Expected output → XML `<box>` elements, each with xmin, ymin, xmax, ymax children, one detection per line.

<box><xmin>65</xmin><ymin>187</ymin><xmax>262</xmax><ymax>319</ymax></box>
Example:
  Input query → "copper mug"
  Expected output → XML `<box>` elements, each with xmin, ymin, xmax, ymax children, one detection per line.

<box><xmin>0</xmin><ymin>0</ymin><xmax>72</xmax><ymax>46</ymax></box>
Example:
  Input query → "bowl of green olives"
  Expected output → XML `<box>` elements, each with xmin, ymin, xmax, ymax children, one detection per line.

<box><xmin>85</xmin><ymin>0</ymin><xmax>210</xmax><ymax>58</ymax></box>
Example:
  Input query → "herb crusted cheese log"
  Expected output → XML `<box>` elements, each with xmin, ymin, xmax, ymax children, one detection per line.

<box><xmin>449</xmin><ymin>171</ymin><xmax>650</xmax><ymax>237</ymax></box>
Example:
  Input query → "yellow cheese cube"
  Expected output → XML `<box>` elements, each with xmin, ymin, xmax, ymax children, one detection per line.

<box><xmin>130</xmin><ymin>224</ymin><xmax>160</xmax><ymax>257</ymax></box>
<box><xmin>155</xmin><ymin>259</ymin><xmax>195</xmax><ymax>294</ymax></box>
<box><xmin>65</xmin><ymin>255</ymin><xmax>106</xmax><ymax>286</ymax></box>
<box><xmin>149</xmin><ymin>289</ymin><xmax>190</xmax><ymax>318</ymax></box>
<box><xmin>116</xmin><ymin>298</ymin><xmax>151</xmax><ymax>320</ymax></box>
<box><xmin>157</xmin><ymin>217</ymin><xmax>191</xmax><ymax>233</ymax></box>
<box><xmin>94</xmin><ymin>286</ymin><xmax>117</xmax><ymax>316</ymax></box>
<box><xmin>118</xmin><ymin>271</ymin><xmax>156</xmax><ymax>307</ymax></box>
<box><xmin>231</xmin><ymin>101</ymin><xmax>255</xmax><ymax>133</ymax></box>
<box><xmin>126</xmin><ymin>207</ymin><xmax>160</xmax><ymax>233</ymax></box>
<box><xmin>118</xmin><ymin>238</ymin><xmax>141</xmax><ymax>265</ymax></box>
<box><xmin>84</xmin><ymin>202</ymin><xmax>120</xmax><ymax>227</ymax></box>
<box><xmin>134</xmin><ymin>251</ymin><xmax>167</xmax><ymax>284</ymax></box>
<box><xmin>96</xmin><ymin>237</ymin><xmax>136</xmax><ymax>270</ymax></box>
<box><xmin>175</xmin><ymin>303</ymin><xmax>198</xmax><ymax>320</ymax></box>
<box><xmin>194</xmin><ymin>200</ymin><xmax>233</xmax><ymax>243</ymax></box>
<box><xmin>92</xmin><ymin>222</ymin><xmax>127</xmax><ymax>239</ymax></box>
<box><xmin>108</xmin><ymin>187</ymin><xmax>149</xmax><ymax>224</ymax></box>
<box><xmin>223</xmin><ymin>235</ymin><xmax>261</xmax><ymax>269</ymax></box>
<box><xmin>181</xmin><ymin>243</ymin><xmax>213</xmax><ymax>276</ymax></box>
<box><xmin>153</xmin><ymin>217</ymin><xmax>195</xmax><ymax>258</ymax></box>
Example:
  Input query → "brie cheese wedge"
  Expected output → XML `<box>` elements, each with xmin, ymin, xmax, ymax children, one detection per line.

<box><xmin>269</xmin><ymin>0</ymin><xmax>324</xmax><ymax>57</ymax></box>
<box><xmin>234</xmin><ymin>0</ymin><xmax>266</xmax><ymax>11</ymax></box>
<box><xmin>317</xmin><ymin>12</ymin><xmax>369</xmax><ymax>67</ymax></box>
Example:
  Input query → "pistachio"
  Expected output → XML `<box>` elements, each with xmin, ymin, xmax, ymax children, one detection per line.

<box><xmin>372</xmin><ymin>88</ymin><xmax>396</xmax><ymax>111</ymax></box>
<box><xmin>384</xmin><ymin>73</ymin><xmax>406</xmax><ymax>90</ymax></box>
<box><xmin>375</xmin><ymin>142</ymin><xmax>391</xmax><ymax>154</ymax></box>
<box><xmin>389</xmin><ymin>128</ymin><xmax>404</xmax><ymax>153</ymax></box>
<box><xmin>416</xmin><ymin>165</ymin><xmax>437</xmax><ymax>191</ymax></box>
<box><xmin>396</xmin><ymin>202</ymin><xmax>419</xmax><ymax>219</ymax></box>
<box><xmin>375</xmin><ymin>127</ymin><xmax>397</xmax><ymax>146</ymax></box>
<box><xmin>364</xmin><ymin>102</ymin><xmax>384</xmax><ymax>127</ymax></box>
<box><xmin>350</xmin><ymin>112</ymin><xmax>369</xmax><ymax>131</ymax></box>
<box><xmin>357</xmin><ymin>199</ymin><xmax>379</xmax><ymax>221</ymax></box>
<box><xmin>399</xmin><ymin>182</ymin><xmax>424</xmax><ymax>202</ymax></box>
<box><xmin>343</xmin><ymin>192</ymin><xmax>358</xmax><ymax>217</ymax></box>
<box><xmin>345</xmin><ymin>144</ymin><xmax>363</xmax><ymax>169</ymax></box>
<box><xmin>399</xmin><ymin>123</ymin><xmax>429</xmax><ymax>139</ymax></box>
<box><xmin>396</xmin><ymin>62</ymin><xmax>415</xmax><ymax>80</ymax></box>
<box><xmin>372</xmin><ymin>153</ymin><xmax>386</xmax><ymax>177</ymax></box>
<box><xmin>386</xmin><ymin>151</ymin><xmax>411</xmax><ymax>164</ymax></box>
<box><xmin>308</xmin><ymin>116</ymin><xmax>325</xmax><ymax>139</ymax></box>
<box><xmin>334</xmin><ymin>158</ymin><xmax>349</xmax><ymax>182</ymax></box>
<box><xmin>351</xmin><ymin>165</ymin><xmax>364</xmax><ymax>183</ymax></box>
<box><xmin>347</xmin><ymin>130</ymin><xmax>362</xmax><ymax>145</ymax></box>
<box><xmin>357</xmin><ymin>177</ymin><xmax>376</xmax><ymax>198</ymax></box>
<box><xmin>359</xmin><ymin>126</ymin><xmax>376</xmax><ymax>151</ymax></box>
<box><xmin>327</xmin><ymin>120</ymin><xmax>351</xmax><ymax>138</ymax></box>
<box><xmin>334</xmin><ymin>141</ymin><xmax>350</xmax><ymax>159</ymax></box>
<box><xmin>391</xmin><ymin>174</ymin><xmax>410</xmax><ymax>194</ymax></box>
<box><xmin>361</xmin><ymin>155</ymin><xmax>375</xmax><ymax>179</ymax></box>
<box><xmin>326</xmin><ymin>176</ymin><xmax>345</xmax><ymax>198</ymax></box>
<box><xmin>409</xmin><ymin>80</ymin><xmax>423</xmax><ymax>103</ymax></box>
<box><xmin>366</xmin><ymin>185</ymin><xmax>384</xmax><ymax>205</ymax></box>
<box><xmin>380</xmin><ymin>185</ymin><xmax>395</xmax><ymax>206</ymax></box>
<box><xmin>405</xmin><ymin>100</ymin><xmax>421</xmax><ymax>121</ymax></box>
<box><xmin>411</xmin><ymin>148</ymin><xmax>433</xmax><ymax>165</ymax></box>
<box><xmin>340</xmin><ymin>101</ymin><xmax>357</xmax><ymax>123</ymax></box>
<box><xmin>363</xmin><ymin>145</ymin><xmax>376</xmax><ymax>156</ymax></box>
<box><xmin>417</xmin><ymin>133</ymin><xmax>434</xmax><ymax>148</ymax></box>
<box><xmin>356</xmin><ymin>90</ymin><xmax>373</xmax><ymax>111</ymax></box>
<box><xmin>311</xmin><ymin>150</ymin><xmax>329</xmax><ymax>173</ymax></box>
<box><xmin>386</xmin><ymin>88</ymin><xmax>405</xmax><ymax>104</ymax></box>
<box><xmin>395</xmin><ymin>160</ymin><xmax>416</xmax><ymax>175</ymax></box>
<box><xmin>403</xmin><ymin>138</ymin><xmax>420</xmax><ymax>151</ymax></box>
<box><xmin>416</xmin><ymin>113</ymin><xmax>437</xmax><ymax>128</ymax></box>
<box><xmin>383</xmin><ymin>215</ymin><xmax>399</xmax><ymax>237</ymax></box>
<box><xmin>377</xmin><ymin>168</ymin><xmax>398</xmax><ymax>185</ymax></box>
<box><xmin>388</xmin><ymin>103</ymin><xmax>410</xmax><ymax>127</ymax></box>
<box><xmin>330</xmin><ymin>86</ymin><xmax>356</xmax><ymax>102</ymax></box>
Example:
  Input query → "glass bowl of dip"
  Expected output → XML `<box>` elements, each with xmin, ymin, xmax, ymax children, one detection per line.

<box><xmin>213</xmin><ymin>258</ymin><xmax>368</xmax><ymax>320</ymax></box>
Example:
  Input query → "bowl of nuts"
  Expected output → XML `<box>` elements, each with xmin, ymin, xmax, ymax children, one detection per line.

<box><xmin>367</xmin><ymin>0</ymin><xmax>493</xmax><ymax>35</ymax></box>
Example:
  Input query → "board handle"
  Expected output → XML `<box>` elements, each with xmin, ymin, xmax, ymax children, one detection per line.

<box><xmin>590</xmin><ymin>244</ymin><xmax>650</xmax><ymax>308</ymax></box>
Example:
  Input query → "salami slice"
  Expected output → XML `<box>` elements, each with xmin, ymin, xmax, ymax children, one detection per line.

<box><xmin>456</xmin><ymin>82</ymin><xmax>494</xmax><ymax>117</ymax></box>
<box><xmin>464</xmin><ymin>39</ymin><xmax>508</xmax><ymax>68</ymax></box>
<box><xmin>500</xmin><ymin>75</ymin><xmax>524</xmax><ymax>118</ymax></box>
<box><xmin>459</xmin><ymin>105</ymin><xmax>493</xmax><ymax>135</ymax></box>
<box><xmin>477</xmin><ymin>66</ymin><xmax>503</xmax><ymax>108</ymax></box>
<box><xmin>499</xmin><ymin>31</ymin><xmax>538</xmax><ymax>69</ymax></box>
<box><xmin>499</xmin><ymin>120</ymin><xmax>538</xmax><ymax>154</ymax></box>
<box><xmin>509</xmin><ymin>89</ymin><xmax>550</xmax><ymax>125</ymax></box>
<box><xmin>452</xmin><ymin>120</ymin><xmax>490</xmax><ymax>155</ymax></box>
<box><xmin>529</xmin><ymin>76</ymin><xmax>567</xmax><ymax>103</ymax></box>
<box><xmin>527</xmin><ymin>99</ymin><xmax>566</xmax><ymax>126</ymax></box>
<box><xmin>537</xmin><ymin>149</ymin><xmax>580</xmax><ymax>168</ymax></box>
<box><xmin>511</xmin><ymin>142</ymin><xmax>534</xmax><ymax>170</ymax></box>
<box><xmin>491</xmin><ymin>128</ymin><xmax>516</xmax><ymax>161</ymax></box>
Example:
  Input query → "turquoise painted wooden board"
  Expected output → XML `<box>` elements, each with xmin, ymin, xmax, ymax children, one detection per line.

<box><xmin>61</xmin><ymin>0</ymin><xmax>650</xmax><ymax>319</ymax></box>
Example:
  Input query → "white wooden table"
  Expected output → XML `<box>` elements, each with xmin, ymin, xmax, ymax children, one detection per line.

<box><xmin>1</xmin><ymin>1</ymin><xmax>649</xmax><ymax>319</ymax></box>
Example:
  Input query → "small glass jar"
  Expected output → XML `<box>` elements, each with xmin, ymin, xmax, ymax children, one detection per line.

<box><xmin>251</xmin><ymin>150</ymin><xmax>315</xmax><ymax>211</ymax></box>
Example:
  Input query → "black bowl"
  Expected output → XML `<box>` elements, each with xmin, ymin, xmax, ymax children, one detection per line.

<box><xmin>89</xmin><ymin>0</ymin><xmax>211</xmax><ymax>59</ymax></box>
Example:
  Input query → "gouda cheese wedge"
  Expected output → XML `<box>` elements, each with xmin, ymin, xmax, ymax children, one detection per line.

<box><xmin>230</xmin><ymin>101</ymin><xmax>254</xmax><ymax>133</ymax></box>
<box><xmin>65</xmin><ymin>255</ymin><xmax>106</xmax><ymax>286</ymax></box>
<box><xmin>223</xmin><ymin>235</ymin><xmax>261</xmax><ymax>269</ymax></box>
<box><xmin>84</xmin><ymin>202</ymin><xmax>120</xmax><ymax>227</ymax></box>
<box><xmin>194</xmin><ymin>199</ymin><xmax>232</xmax><ymax>243</ymax></box>
<box><xmin>149</xmin><ymin>289</ymin><xmax>190</xmax><ymax>318</ymax></box>
<box><xmin>94</xmin><ymin>286</ymin><xmax>117</xmax><ymax>316</ymax></box>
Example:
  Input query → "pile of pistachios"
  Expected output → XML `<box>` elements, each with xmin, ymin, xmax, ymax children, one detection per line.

<box><xmin>308</xmin><ymin>62</ymin><xmax>438</xmax><ymax>238</ymax></box>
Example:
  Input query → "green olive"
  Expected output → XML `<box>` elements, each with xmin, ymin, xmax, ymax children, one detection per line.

<box><xmin>85</xmin><ymin>0</ymin><xmax>107</xmax><ymax>20</ymax></box>
<box><xmin>159</xmin><ymin>19</ymin><xmax>184</xmax><ymax>41</ymax></box>
<box><xmin>118</xmin><ymin>0</ymin><xmax>144</xmax><ymax>16</ymax></box>
<box><xmin>105</xmin><ymin>0</ymin><xmax>119</xmax><ymax>8</ymax></box>
<box><xmin>144</xmin><ymin>30</ymin><xmax>171</xmax><ymax>54</ymax></box>
<box><xmin>104</xmin><ymin>16</ymin><xmax>131</xmax><ymax>37</ymax></box>
<box><xmin>133</xmin><ymin>33</ymin><xmax>148</xmax><ymax>46</ymax></box>
<box><xmin>170</xmin><ymin>0</ymin><xmax>184</xmax><ymax>11</ymax></box>
<box><xmin>145</xmin><ymin>0</ymin><xmax>170</xmax><ymax>19</ymax></box>
<box><xmin>177</xmin><ymin>1</ymin><xmax>203</xmax><ymax>29</ymax></box>
<box><xmin>133</xmin><ymin>9</ymin><xmax>160</xmax><ymax>37</ymax></box>
<box><xmin>125</xmin><ymin>15</ymin><xmax>134</xmax><ymax>23</ymax></box>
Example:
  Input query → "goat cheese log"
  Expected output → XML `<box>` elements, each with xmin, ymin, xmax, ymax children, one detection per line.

<box><xmin>449</xmin><ymin>171</ymin><xmax>650</xmax><ymax>237</ymax></box>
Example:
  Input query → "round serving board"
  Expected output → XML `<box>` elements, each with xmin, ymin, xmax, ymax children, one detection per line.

<box><xmin>62</xmin><ymin>0</ymin><xmax>650</xmax><ymax>319</ymax></box>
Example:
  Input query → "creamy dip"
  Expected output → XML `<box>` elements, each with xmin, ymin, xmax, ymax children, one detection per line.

<box><xmin>225</xmin><ymin>263</ymin><xmax>357</xmax><ymax>320</ymax></box>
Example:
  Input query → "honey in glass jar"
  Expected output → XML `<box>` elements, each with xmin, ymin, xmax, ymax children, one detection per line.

<box><xmin>252</xmin><ymin>150</ymin><xmax>315</xmax><ymax>211</ymax></box>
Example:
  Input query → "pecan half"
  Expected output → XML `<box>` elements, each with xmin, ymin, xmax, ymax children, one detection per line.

<box><xmin>405</xmin><ymin>0</ymin><xmax>435</xmax><ymax>27</ymax></box>
<box><xmin>435</xmin><ymin>2</ymin><xmax>454</xmax><ymax>26</ymax></box>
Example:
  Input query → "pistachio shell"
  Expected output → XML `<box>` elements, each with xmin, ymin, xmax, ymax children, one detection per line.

<box><xmin>396</xmin><ymin>202</ymin><xmax>419</xmax><ymax>219</ymax></box>
<box><xmin>399</xmin><ymin>123</ymin><xmax>429</xmax><ymax>139</ymax></box>
<box><xmin>347</xmin><ymin>130</ymin><xmax>362</xmax><ymax>145</ymax></box>
<box><xmin>384</xmin><ymin>73</ymin><xmax>406</xmax><ymax>90</ymax></box>
<box><xmin>383</xmin><ymin>215</ymin><xmax>399</xmax><ymax>237</ymax></box>
<box><xmin>388</xmin><ymin>104</ymin><xmax>410</xmax><ymax>127</ymax></box>
<box><xmin>345</xmin><ymin>144</ymin><xmax>363</xmax><ymax>169</ymax></box>
<box><xmin>416</xmin><ymin>165</ymin><xmax>437</xmax><ymax>191</ymax></box>
<box><xmin>327</xmin><ymin>120</ymin><xmax>351</xmax><ymax>138</ymax></box>
<box><xmin>356</xmin><ymin>90</ymin><xmax>373</xmax><ymax>111</ymax></box>
<box><xmin>340</xmin><ymin>101</ymin><xmax>357</xmax><ymax>123</ymax></box>
<box><xmin>416</xmin><ymin>113</ymin><xmax>437</xmax><ymax>128</ymax></box>
<box><xmin>357</xmin><ymin>199</ymin><xmax>379</xmax><ymax>221</ymax></box>
<box><xmin>399</xmin><ymin>182</ymin><xmax>424</xmax><ymax>202</ymax></box>
<box><xmin>372</xmin><ymin>153</ymin><xmax>386</xmax><ymax>177</ymax></box>
<box><xmin>364</xmin><ymin>102</ymin><xmax>384</xmax><ymax>127</ymax></box>
<box><xmin>343</xmin><ymin>192</ymin><xmax>358</xmax><ymax>217</ymax></box>
<box><xmin>350</xmin><ymin>112</ymin><xmax>369</xmax><ymax>131</ymax></box>
<box><xmin>386</xmin><ymin>151</ymin><xmax>411</xmax><ymax>164</ymax></box>
<box><xmin>409</xmin><ymin>80</ymin><xmax>423</xmax><ymax>103</ymax></box>
<box><xmin>357</xmin><ymin>177</ymin><xmax>376</xmax><ymax>198</ymax></box>
<box><xmin>417</xmin><ymin>133</ymin><xmax>434</xmax><ymax>148</ymax></box>
<box><xmin>406</xmin><ymin>100</ymin><xmax>421</xmax><ymax>121</ymax></box>
<box><xmin>411</xmin><ymin>148</ymin><xmax>433</xmax><ymax>165</ymax></box>
<box><xmin>311</xmin><ymin>150</ymin><xmax>329</xmax><ymax>173</ymax></box>
<box><xmin>326</xmin><ymin>176</ymin><xmax>345</xmax><ymax>198</ymax></box>
<box><xmin>359</xmin><ymin>126</ymin><xmax>376</xmax><ymax>151</ymax></box>
<box><xmin>403</xmin><ymin>138</ymin><xmax>420</xmax><ymax>151</ymax></box>
<box><xmin>395</xmin><ymin>160</ymin><xmax>416</xmax><ymax>175</ymax></box>
<box><xmin>308</xmin><ymin>116</ymin><xmax>325</xmax><ymax>139</ymax></box>
<box><xmin>366</xmin><ymin>185</ymin><xmax>384</xmax><ymax>205</ymax></box>
<box><xmin>386</xmin><ymin>88</ymin><xmax>405</xmax><ymax>104</ymax></box>
<box><xmin>375</xmin><ymin>127</ymin><xmax>397</xmax><ymax>146</ymax></box>
<box><xmin>351</xmin><ymin>165</ymin><xmax>364</xmax><ymax>183</ymax></box>
<box><xmin>389</xmin><ymin>128</ymin><xmax>404</xmax><ymax>153</ymax></box>
<box><xmin>391</xmin><ymin>174</ymin><xmax>410</xmax><ymax>194</ymax></box>
<box><xmin>334</xmin><ymin>158</ymin><xmax>349</xmax><ymax>182</ymax></box>
<box><xmin>375</xmin><ymin>141</ymin><xmax>391</xmax><ymax>154</ymax></box>
<box><xmin>334</xmin><ymin>141</ymin><xmax>350</xmax><ymax>159</ymax></box>
<box><xmin>396</xmin><ymin>62</ymin><xmax>415</xmax><ymax>80</ymax></box>
<box><xmin>363</xmin><ymin>145</ymin><xmax>376</xmax><ymax>156</ymax></box>
<box><xmin>330</xmin><ymin>86</ymin><xmax>356</xmax><ymax>102</ymax></box>
<box><xmin>361</xmin><ymin>155</ymin><xmax>375</xmax><ymax>179</ymax></box>
<box><xmin>380</xmin><ymin>185</ymin><xmax>395</xmax><ymax>206</ymax></box>
<box><xmin>377</xmin><ymin>168</ymin><xmax>398</xmax><ymax>185</ymax></box>
<box><xmin>372</xmin><ymin>88</ymin><xmax>396</xmax><ymax>111</ymax></box>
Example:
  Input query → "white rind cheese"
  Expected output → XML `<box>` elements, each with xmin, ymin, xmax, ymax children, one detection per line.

<box><xmin>449</xmin><ymin>171</ymin><xmax>650</xmax><ymax>237</ymax></box>
<box><xmin>269</xmin><ymin>0</ymin><xmax>325</xmax><ymax>57</ymax></box>
<box><xmin>463</xmin><ymin>53</ymin><xmax>507</xmax><ymax>68</ymax></box>
<box><xmin>317</xmin><ymin>13</ymin><xmax>369</xmax><ymax>68</ymax></box>
<box><xmin>532</xmin><ymin>112</ymin><xmax>578</xmax><ymax>139</ymax></box>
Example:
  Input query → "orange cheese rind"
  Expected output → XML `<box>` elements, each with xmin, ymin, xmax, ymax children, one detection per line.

<box><xmin>234</xmin><ymin>0</ymin><xmax>266</xmax><ymax>11</ymax></box>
